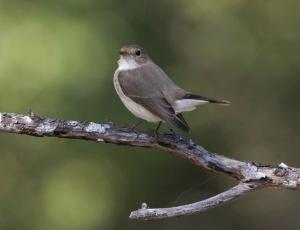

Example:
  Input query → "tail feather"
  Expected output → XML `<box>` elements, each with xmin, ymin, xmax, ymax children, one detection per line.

<box><xmin>183</xmin><ymin>93</ymin><xmax>230</xmax><ymax>105</ymax></box>
<box><xmin>167</xmin><ymin>113</ymin><xmax>190</xmax><ymax>132</ymax></box>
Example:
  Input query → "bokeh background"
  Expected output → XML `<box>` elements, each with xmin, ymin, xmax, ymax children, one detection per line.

<box><xmin>0</xmin><ymin>0</ymin><xmax>300</xmax><ymax>229</ymax></box>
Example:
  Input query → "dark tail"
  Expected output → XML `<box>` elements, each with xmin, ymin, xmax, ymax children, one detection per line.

<box><xmin>167</xmin><ymin>113</ymin><xmax>190</xmax><ymax>132</ymax></box>
<box><xmin>183</xmin><ymin>93</ymin><xmax>230</xmax><ymax>105</ymax></box>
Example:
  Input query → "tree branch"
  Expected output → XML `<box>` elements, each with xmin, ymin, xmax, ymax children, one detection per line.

<box><xmin>0</xmin><ymin>112</ymin><xmax>299</xmax><ymax>220</ymax></box>
<box><xmin>129</xmin><ymin>183</ymin><xmax>257</xmax><ymax>220</ymax></box>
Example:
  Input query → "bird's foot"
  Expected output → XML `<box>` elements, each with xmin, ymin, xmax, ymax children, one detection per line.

<box><xmin>164</xmin><ymin>129</ymin><xmax>186</xmax><ymax>143</ymax></box>
<box><xmin>165</xmin><ymin>129</ymin><xmax>178</xmax><ymax>137</ymax></box>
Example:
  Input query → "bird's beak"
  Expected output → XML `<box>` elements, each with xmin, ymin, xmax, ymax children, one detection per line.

<box><xmin>119</xmin><ymin>49</ymin><xmax>128</xmax><ymax>58</ymax></box>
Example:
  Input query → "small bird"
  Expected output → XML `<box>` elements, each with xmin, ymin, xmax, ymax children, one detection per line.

<box><xmin>113</xmin><ymin>44</ymin><xmax>229</xmax><ymax>132</ymax></box>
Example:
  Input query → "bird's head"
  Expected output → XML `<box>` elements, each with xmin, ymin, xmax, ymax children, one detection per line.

<box><xmin>118</xmin><ymin>44</ymin><xmax>150</xmax><ymax>70</ymax></box>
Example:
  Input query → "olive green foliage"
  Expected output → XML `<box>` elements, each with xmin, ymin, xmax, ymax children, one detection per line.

<box><xmin>0</xmin><ymin>0</ymin><xmax>299</xmax><ymax>229</ymax></box>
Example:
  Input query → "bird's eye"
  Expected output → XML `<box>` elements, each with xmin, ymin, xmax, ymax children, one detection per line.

<box><xmin>135</xmin><ymin>49</ymin><xmax>141</xmax><ymax>56</ymax></box>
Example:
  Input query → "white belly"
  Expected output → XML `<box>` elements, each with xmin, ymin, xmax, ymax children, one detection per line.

<box><xmin>113</xmin><ymin>70</ymin><xmax>162</xmax><ymax>123</ymax></box>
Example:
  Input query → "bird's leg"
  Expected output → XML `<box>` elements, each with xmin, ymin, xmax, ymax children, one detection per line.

<box><xmin>129</xmin><ymin>119</ymin><xmax>144</xmax><ymax>131</ymax></box>
<box><xmin>155</xmin><ymin>121</ymin><xmax>162</xmax><ymax>134</ymax></box>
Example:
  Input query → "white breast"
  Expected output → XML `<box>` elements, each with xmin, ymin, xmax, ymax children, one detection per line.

<box><xmin>113</xmin><ymin>69</ymin><xmax>162</xmax><ymax>123</ymax></box>
<box><xmin>117</xmin><ymin>58</ymin><xmax>141</xmax><ymax>70</ymax></box>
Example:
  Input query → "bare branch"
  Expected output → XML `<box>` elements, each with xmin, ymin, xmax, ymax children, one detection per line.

<box><xmin>129</xmin><ymin>183</ymin><xmax>257</xmax><ymax>220</ymax></box>
<box><xmin>0</xmin><ymin>112</ymin><xmax>299</xmax><ymax>220</ymax></box>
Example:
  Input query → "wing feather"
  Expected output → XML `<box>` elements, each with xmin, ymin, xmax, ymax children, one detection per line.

<box><xmin>117</xmin><ymin>65</ymin><xmax>189</xmax><ymax>132</ymax></box>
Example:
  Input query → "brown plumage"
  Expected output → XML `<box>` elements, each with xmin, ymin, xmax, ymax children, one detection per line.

<box><xmin>117</xmin><ymin>64</ymin><xmax>190</xmax><ymax>131</ymax></box>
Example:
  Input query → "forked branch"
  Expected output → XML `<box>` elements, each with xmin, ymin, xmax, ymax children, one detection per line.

<box><xmin>0</xmin><ymin>112</ymin><xmax>299</xmax><ymax>220</ymax></box>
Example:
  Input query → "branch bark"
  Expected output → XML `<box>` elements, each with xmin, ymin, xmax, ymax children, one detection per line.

<box><xmin>0</xmin><ymin>112</ymin><xmax>299</xmax><ymax>220</ymax></box>
<box><xmin>129</xmin><ymin>183</ymin><xmax>257</xmax><ymax>220</ymax></box>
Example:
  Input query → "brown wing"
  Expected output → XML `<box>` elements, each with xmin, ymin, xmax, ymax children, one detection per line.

<box><xmin>117</xmin><ymin>66</ymin><xmax>189</xmax><ymax>132</ymax></box>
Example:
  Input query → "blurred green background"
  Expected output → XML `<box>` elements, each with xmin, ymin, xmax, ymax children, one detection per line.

<box><xmin>0</xmin><ymin>0</ymin><xmax>300</xmax><ymax>229</ymax></box>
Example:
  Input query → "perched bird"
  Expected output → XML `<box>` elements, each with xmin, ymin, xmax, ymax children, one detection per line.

<box><xmin>113</xmin><ymin>44</ymin><xmax>229</xmax><ymax>132</ymax></box>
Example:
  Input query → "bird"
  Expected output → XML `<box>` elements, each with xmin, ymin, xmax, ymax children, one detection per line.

<box><xmin>113</xmin><ymin>44</ymin><xmax>229</xmax><ymax>133</ymax></box>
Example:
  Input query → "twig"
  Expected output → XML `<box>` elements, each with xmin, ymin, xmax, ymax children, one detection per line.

<box><xmin>0</xmin><ymin>112</ymin><xmax>299</xmax><ymax>220</ymax></box>
<box><xmin>129</xmin><ymin>183</ymin><xmax>257</xmax><ymax>220</ymax></box>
